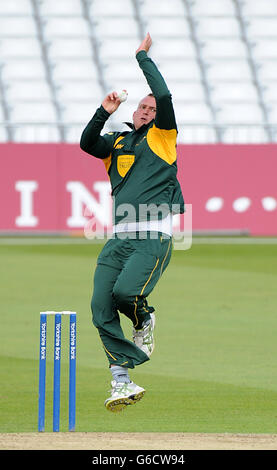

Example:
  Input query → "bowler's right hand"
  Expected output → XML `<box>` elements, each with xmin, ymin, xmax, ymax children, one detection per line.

<box><xmin>102</xmin><ymin>92</ymin><xmax>121</xmax><ymax>114</ymax></box>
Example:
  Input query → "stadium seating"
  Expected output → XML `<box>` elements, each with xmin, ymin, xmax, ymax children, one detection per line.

<box><xmin>90</xmin><ymin>0</ymin><xmax>135</xmax><ymax>16</ymax></box>
<box><xmin>242</xmin><ymin>0</ymin><xmax>277</xmax><ymax>15</ymax></box>
<box><xmin>0</xmin><ymin>16</ymin><xmax>37</xmax><ymax>36</ymax></box>
<box><xmin>0</xmin><ymin>0</ymin><xmax>32</xmax><ymax>14</ymax></box>
<box><xmin>0</xmin><ymin>0</ymin><xmax>276</xmax><ymax>143</ymax></box>
<box><xmin>39</xmin><ymin>0</ymin><xmax>83</xmax><ymax>16</ymax></box>
<box><xmin>140</xmin><ymin>0</ymin><xmax>186</xmax><ymax>16</ymax></box>
<box><xmin>190</xmin><ymin>0</ymin><xmax>236</xmax><ymax>16</ymax></box>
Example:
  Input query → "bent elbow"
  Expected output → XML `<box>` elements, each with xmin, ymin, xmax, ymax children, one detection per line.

<box><xmin>80</xmin><ymin>140</ymin><xmax>86</xmax><ymax>152</ymax></box>
<box><xmin>80</xmin><ymin>132</ymin><xmax>89</xmax><ymax>152</ymax></box>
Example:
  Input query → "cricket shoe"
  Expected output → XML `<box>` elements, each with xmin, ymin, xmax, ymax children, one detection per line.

<box><xmin>133</xmin><ymin>313</ymin><xmax>156</xmax><ymax>357</ymax></box>
<box><xmin>104</xmin><ymin>381</ymin><xmax>146</xmax><ymax>412</ymax></box>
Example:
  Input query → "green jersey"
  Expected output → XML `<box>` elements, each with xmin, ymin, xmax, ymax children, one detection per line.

<box><xmin>80</xmin><ymin>50</ymin><xmax>184</xmax><ymax>226</ymax></box>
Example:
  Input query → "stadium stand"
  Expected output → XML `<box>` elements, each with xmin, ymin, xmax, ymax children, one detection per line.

<box><xmin>0</xmin><ymin>0</ymin><xmax>276</xmax><ymax>143</ymax></box>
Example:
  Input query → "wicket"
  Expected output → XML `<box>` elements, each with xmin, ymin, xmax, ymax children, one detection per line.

<box><xmin>38</xmin><ymin>311</ymin><xmax>77</xmax><ymax>432</ymax></box>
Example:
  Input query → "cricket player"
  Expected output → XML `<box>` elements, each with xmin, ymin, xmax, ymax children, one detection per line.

<box><xmin>80</xmin><ymin>33</ymin><xmax>184</xmax><ymax>412</ymax></box>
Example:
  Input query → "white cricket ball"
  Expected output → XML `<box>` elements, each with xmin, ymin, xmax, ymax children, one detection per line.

<box><xmin>117</xmin><ymin>90</ymin><xmax>128</xmax><ymax>102</ymax></box>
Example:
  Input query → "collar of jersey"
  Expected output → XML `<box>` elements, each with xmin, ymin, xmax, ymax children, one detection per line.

<box><xmin>123</xmin><ymin>119</ymin><xmax>154</xmax><ymax>133</ymax></box>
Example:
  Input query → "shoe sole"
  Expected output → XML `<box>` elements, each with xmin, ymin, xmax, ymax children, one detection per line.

<box><xmin>105</xmin><ymin>390</ymin><xmax>145</xmax><ymax>413</ymax></box>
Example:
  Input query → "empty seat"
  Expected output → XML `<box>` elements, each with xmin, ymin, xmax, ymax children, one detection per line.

<box><xmin>5</xmin><ymin>81</ymin><xmax>52</xmax><ymax>101</ymax></box>
<box><xmin>104</xmin><ymin>61</ymin><xmax>141</xmax><ymax>82</ymax></box>
<box><xmin>222</xmin><ymin>126</ymin><xmax>269</xmax><ymax>143</ymax></box>
<box><xmin>65</xmin><ymin>125</ymin><xmax>87</xmax><ymax>143</ymax></box>
<box><xmin>190</xmin><ymin>0</ymin><xmax>235</xmax><ymax>15</ymax></box>
<box><xmin>268</xmin><ymin>105</ymin><xmax>277</xmax><ymax>122</ymax></box>
<box><xmin>0</xmin><ymin>126</ymin><xmax>8</xmax><ymax>142</ymax></box>
<box><xmin>247</xmin><ymin>18</ymin><xmax>277</xmax><ymax>37</ymax></box>
<box><xmin>151</xmin><ymin>38</ymin><xmax>196</xmax><ymax>59</ymax></box>
<box><xmin>263</xmin><ymin>82</ymin><xmax>277</xmax><ymax>101</ymax></box>
<box><xmin>99</xmin><ymin>38</ymin><xmax>138</xmax><ymax>60</ymax></box>
<box><xmin>0</xmin><ymin>0</ymin><xmax>32</xmax><ymax>15</ymax></box>
<box><xmin>201</xmin><ymin>39</ymin><xmax>247</xmax><ymax>59</ymax></box>
<box><xmin>158</xmin><ymin>60</ymin><xmax>202</xmax><ymax>81</ymax></box>
<box><xmin>216</xmin><ymin>103</ymin><xmax>264</xmax><ymax>123</ymax></box>
<box><xmin>140</xmin><ymin>0</ymin><xmax>186</xmax><ymax>16</ymax></box>
<box><xmin>43</xmin><ymin>17</ymin><xmax>89</xmax><ymax>37</ymax></box>
<box><xmin>211</xmin><ymin>82</ymin><xmax>258</xmax><ymax>102</ymax></box>
<box><xmin>169</xmin><ymin>81</ymin><xmax>206</xmax><ymax>101</ymax></box>
<box><xmin>48</xmin><ymin>38</ymin><xmax>92</xmax><ymax>58</ymax></box>
<box><xmin>56</xmin><ymin>80</ymin><xmax>103</xmax><ymax>101</ymax></box>
<box><xmin>2</xmin><ymin>60</ymin><xmax>46</xmax><ymax>80</ymax></box>
<box><xmin>259</xmin><ymin>61</ymin><xmax>277</xmax><ymax>80</ymax></box>
<box><xmin>0</xmin><ymin>17</ymin><xmax>37</xmax><ymax>36</ymax></box>
<box><xmin>94</xmin><ymin>17</ymin><xmax>139</xmax><ymax>37</ymax></box>
<box><xmin>13</xmin><ymin>125</ymin><xmax>61</xmax><ymax>143</ymax></box>
<box><xmin>62</xmin><ymin>103</ymin><xmax>100</xmax><ymax>123</ymax></box>
<box><xmin>252</xmin><ymin>39</ymin><xmax>277</xmax><ymax>59</ymax></box>
<box><xmin>174</xmin><ymin>102</ymin><xmax>213</xmax><ymax>123</ymax></box>
<box><xmin>146</xmin><ymin>17</ymin><xmax>190</xmax><ymax>36</ymax></box>
<box><xmin>0</xmin><ymin>38</ymin><xmax>41</xmax><ymax>58</ymax></box>
<box><xmin>195</xmin><ymin>17</ymin><xmax>240</xmax><ymax>37</ymax></box>
<box><xmin>51</xmin><ymin>59</ymin><xmax>98</xmax><ymax>80</ymax></box>
<box><xmin>242</xmin><ymin>0</ymin><xmax>277</xmax><ymax>16</ymax></box>
<box><xmin>39</xmin><ymin>0</ymin><xmax>83</xmax><ymax>16</ymax></box>
<box><xmin>10</xmin><ymin>102</ymin><xmax>57</xmax><ymax>122</ymax></box>
<box><xmin>178</xmin><ymin>125</ymin><xmax>217</xmax><ymax>143</ymax></box>
<box><xmin>90</xmin><ymin>0</ymin><xmax>135</xmax><ymax>17</ymax></box>
<box><xmin>206</xmin><ymin>60</ymin><xmax>252</xmax><ymax>81</ymax></box>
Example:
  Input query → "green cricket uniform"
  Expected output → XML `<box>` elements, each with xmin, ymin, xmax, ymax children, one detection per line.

<box><xmin>80</xmin><ymin>50</ymin><xmax>184</xmax><ymax>369</ymax></box>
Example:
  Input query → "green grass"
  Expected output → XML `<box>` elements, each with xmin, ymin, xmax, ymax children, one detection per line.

<box><xmin>1</xmin><ymin>240</ymin><xmax>277</xmax><ymax>433</ymax></box>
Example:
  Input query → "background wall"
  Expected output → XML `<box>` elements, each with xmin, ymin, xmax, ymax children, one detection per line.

<box><xmin>1</xmin><ymin>143</ymin><xmax>277</xmax><ymax>235</ymax></box>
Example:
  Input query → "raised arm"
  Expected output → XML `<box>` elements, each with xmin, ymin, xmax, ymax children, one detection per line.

<box><xmin>136</xmin><ymin>33</ymin><xmax>177</xmax><ymax>131</ymax></box>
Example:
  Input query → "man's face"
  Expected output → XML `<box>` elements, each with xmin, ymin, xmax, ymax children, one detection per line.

<box><xmin>133</xmin><ymin>95</ymin><xmax>156</xmax><ymax>130</ymax></box>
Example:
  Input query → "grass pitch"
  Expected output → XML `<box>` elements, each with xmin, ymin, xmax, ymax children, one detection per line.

<box><xmin>1</xmin><ymin>238</ymin><xmax>277</xmax><ymax>433</ymax></box>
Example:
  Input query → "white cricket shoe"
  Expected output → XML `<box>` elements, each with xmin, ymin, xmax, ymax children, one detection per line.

<box><xmin>104</xmin><ymin>381</ymin><xmax>146</xmax><ymax>412</ymax></box>
<box><xmin>133</xmin><ymin>313</ymin><xmax>156</xmax><ymax>357</ymax></box>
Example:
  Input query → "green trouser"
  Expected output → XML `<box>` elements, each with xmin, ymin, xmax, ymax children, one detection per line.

<box><xmin>91</xmin><ymin>233</ymin><xmax>172</xmax><ymax>369</ymax></box>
